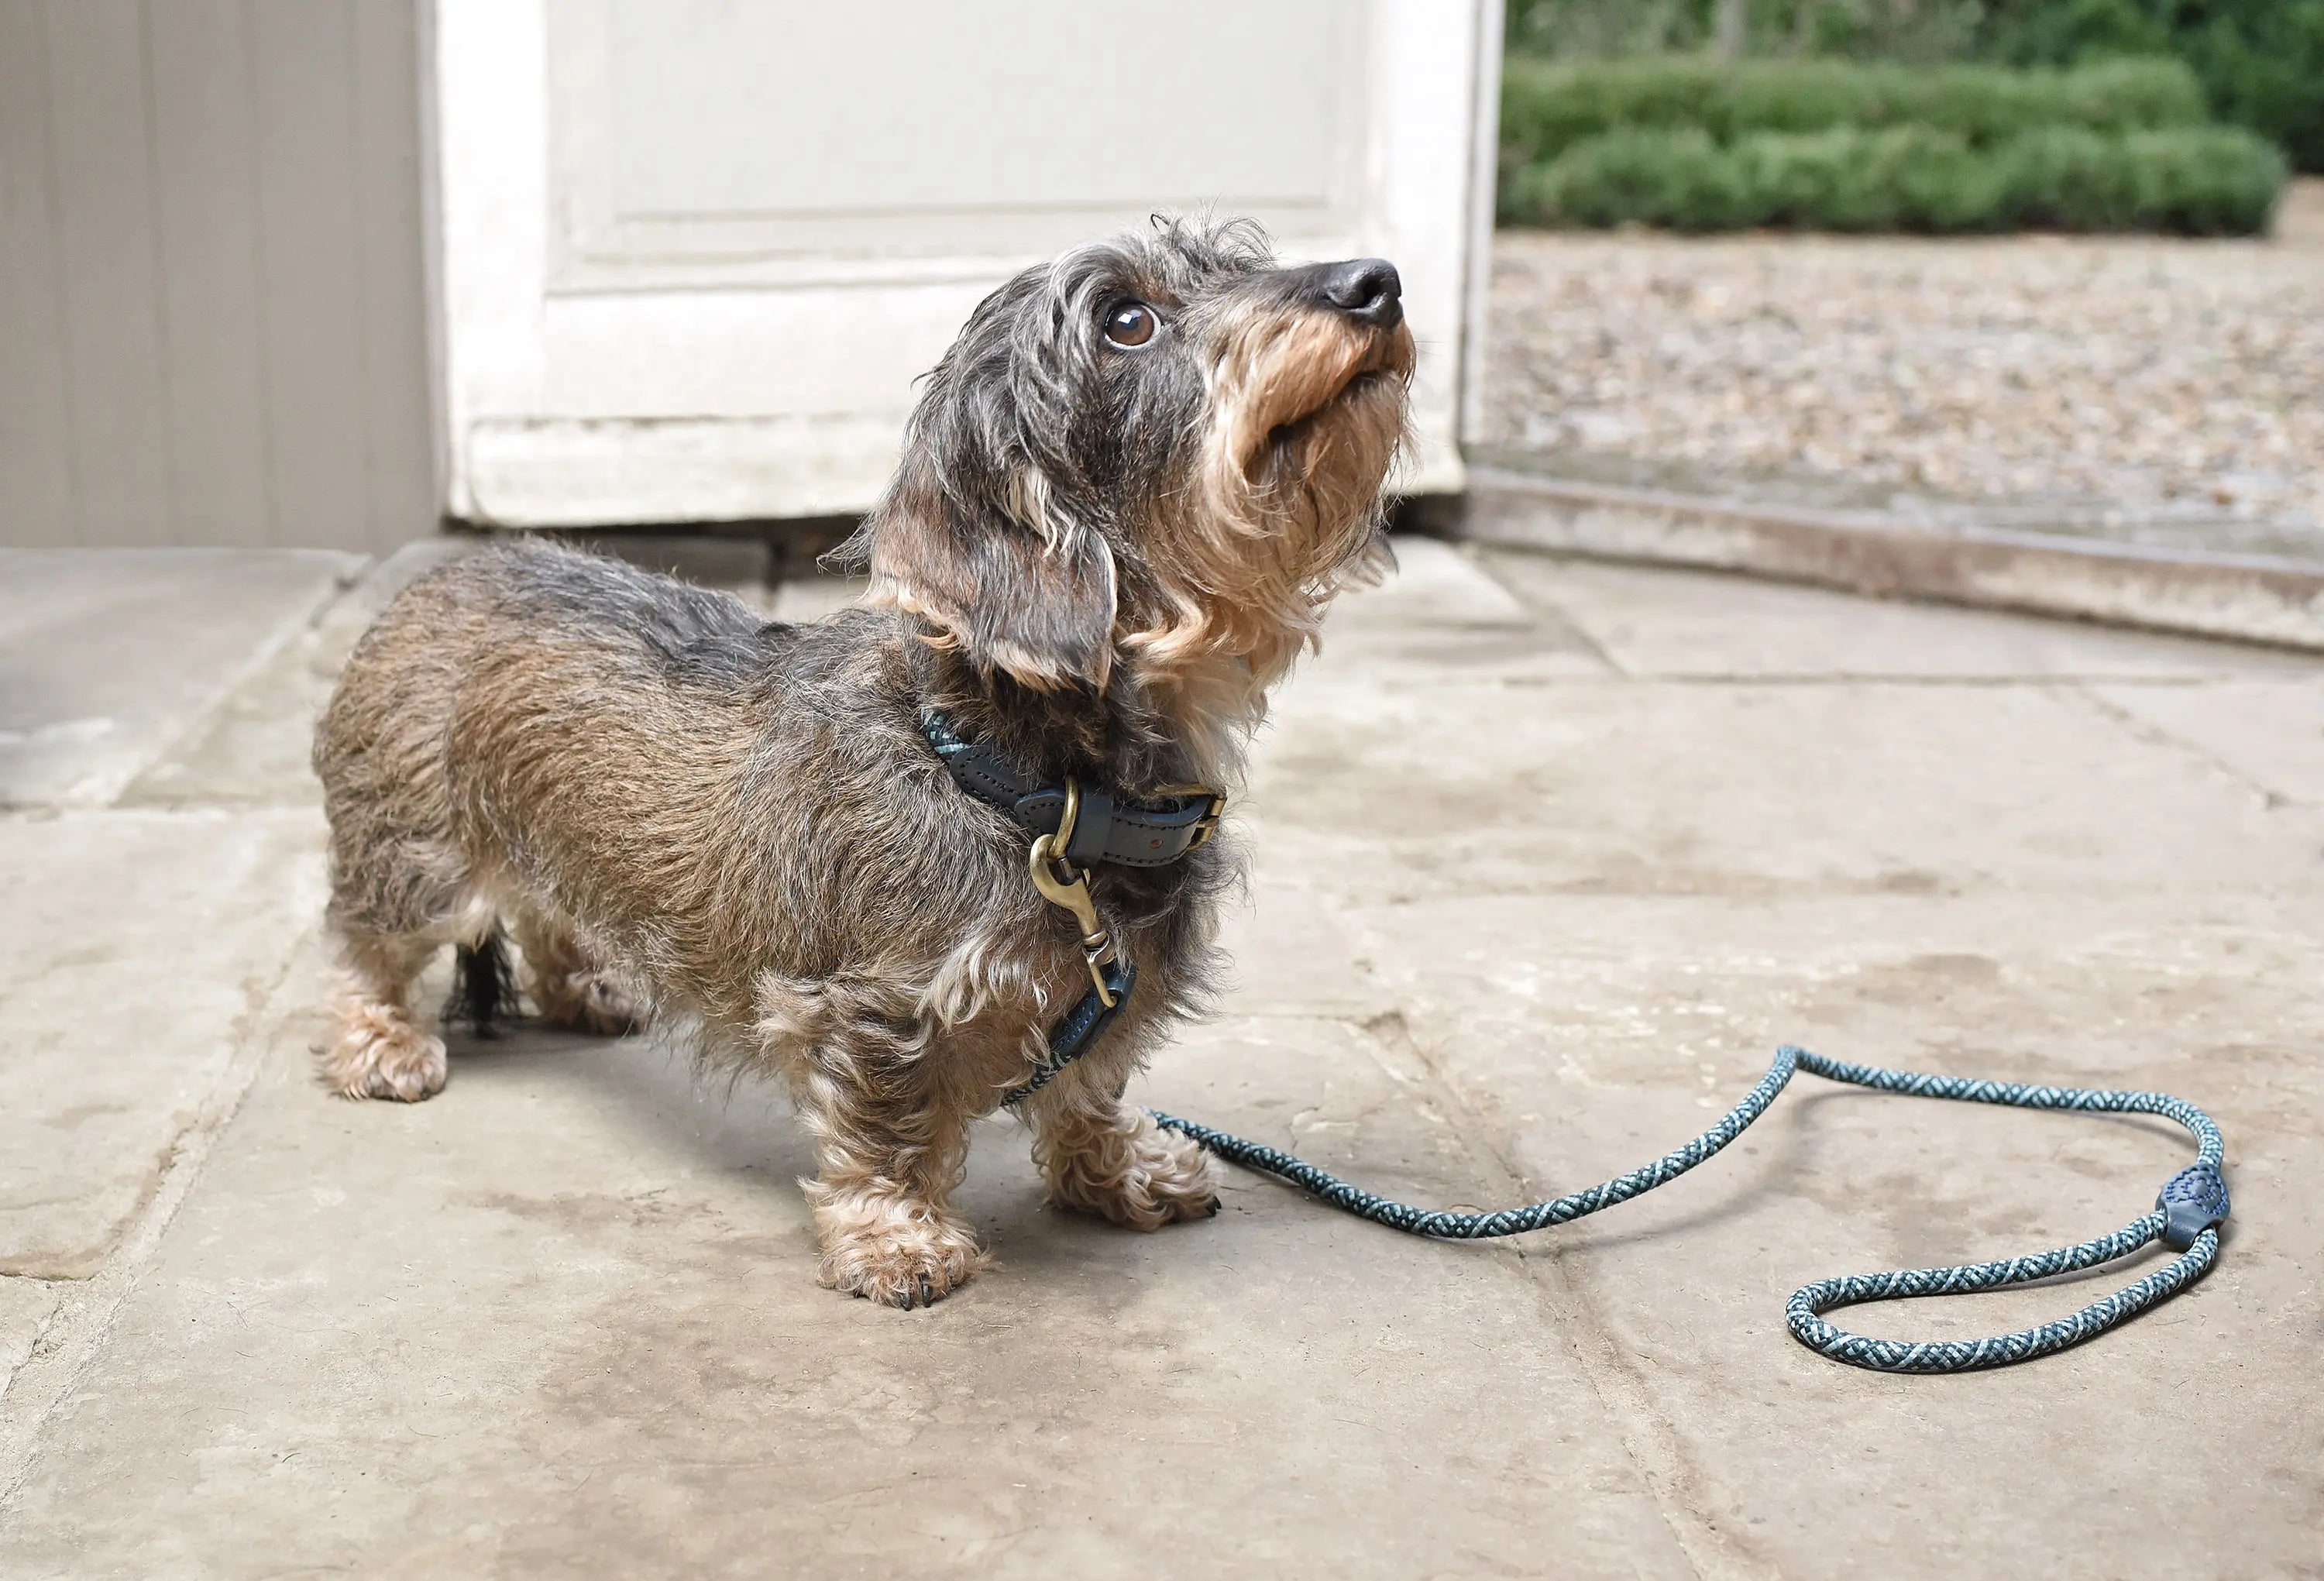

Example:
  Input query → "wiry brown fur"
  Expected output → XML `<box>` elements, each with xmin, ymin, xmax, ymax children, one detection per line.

<box><xmin>312</xmin><ymin>218</ymin><xmax>1413</xmax><ymax>1306</ymax></box>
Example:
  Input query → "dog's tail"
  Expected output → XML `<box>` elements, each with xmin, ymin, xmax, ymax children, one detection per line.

<box><xmin>446</xmin><ymin>930</ymin><xmax>517</xmax><ymax>1039</ymax></box>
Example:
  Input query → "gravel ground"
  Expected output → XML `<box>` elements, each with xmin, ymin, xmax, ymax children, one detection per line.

<box><xmin>1480</xmin><ymin>179</ymin><xmax>2324</xmax><ymax>554</ymax></box>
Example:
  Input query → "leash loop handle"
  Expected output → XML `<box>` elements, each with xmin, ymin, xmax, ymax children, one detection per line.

<box><xmin>1783</xmin><ymin>1214</ymin><xmax>2219</xmax><ymax>1373</ymax></box>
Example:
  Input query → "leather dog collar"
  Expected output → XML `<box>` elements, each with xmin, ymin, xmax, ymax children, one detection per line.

<box><xmin>918</xmin><ymin>710</ymin><xmax>1223</xmax><ymax>870</ymax></box>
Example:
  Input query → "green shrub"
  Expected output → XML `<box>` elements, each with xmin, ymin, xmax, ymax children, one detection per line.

<box><xmin>1499</xmin><ymin>56</ymin><xmax>2208</xmax><ymax>164</ymax></box>
<box><xmin>1998</xmin><ymin>125</ymin><xmax>2137</xmax><ymax>230</ymax></box>
<box><xmin>1966</xmin><ymin>0</ymin><xmax>2324</xmax><ymax>174</ymax></box>
<box><xmin>2176</xmin><ymin>2</ymin><xmax>2324</xmax><ymax>175</ymax></box>
<box><xmin>2055</xmin><ymin>57</ymin><xmax>2215</xmax><ymax>136</ymax></box>
<box><xmin>2122</xmin><ymin>127</ymin><xmax>2288</xmax><ymax>235</ymax></box>
<box><xmin>1502</xmin><ymin>0</ymin><xmax>2324</xmax><ymax>173</ymax></box>
<box><xmin>1508</xmin><ymin>127</ymin><xmax>1747</xmax><ymax>230</ymax></box>
<box><xmin>1732</xmin><ymin>129</ymin><xmax>1886</xmax><ymax>229</ymax></box>
<box><xmin>1504</xmin><ymin>124</ymin><xmax>2284</xmax><ymax>235</ymax></box>
<box><xmin>1499</xmin><ymin>57</ymin><xmax>1692</xmax><ymax>167</ymax></box>
<box><xmin>1718</xmin><ymin>60</ymin><xmax>1899</xmax><ymax>140</ymax></box>
<box><xmin>1504</xmin><ymin>0</ymin><xmax>1992</xmax><ymax>65</ymax></box>
<box><xmin>1741</xmin><ymin>126</ymin><xmax>2013</xmax><ymax>230</ymax></box>
<box><xmin>1886</xmin><ymin>129</ymin><xmax>2012</xmax><ymax>230</ymax></box>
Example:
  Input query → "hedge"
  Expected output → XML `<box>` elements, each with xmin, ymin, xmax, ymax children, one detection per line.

<box><xmin>1502</xmin><ymin>125</ymin><xmax>2286</xmax><ymax>235</ymax></box>
<box><xmin>1502</xmin><ymin>2</ymin><xmax>2324</xmax><ymax>174</ymax></box>
<box><xmin>1981</xmin><ymin>0</ymin><xmax>2324</xmax><ymax>174</ymax></box>
<box><xmin>1500</xmin><ymin>57</ymin><xmax>2209</xmax><ymax>168</ymax></box>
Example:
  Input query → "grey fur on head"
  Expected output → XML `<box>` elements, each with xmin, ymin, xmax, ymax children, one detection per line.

<box><xmin>313</xmin><ymin>215</ymin><xmax>1415</xmax><ymax>1308</ymax></box>
<box><xmin>847</xmin><ymin>217</ymin><xmax>1413</xmax><ymax>746</ymax></box>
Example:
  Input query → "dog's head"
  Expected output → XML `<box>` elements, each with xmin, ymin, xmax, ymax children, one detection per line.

<box><xmin>852</xmin><ymin>217</ymin><xmax>1415</xmax><ymax>713</ymax></box>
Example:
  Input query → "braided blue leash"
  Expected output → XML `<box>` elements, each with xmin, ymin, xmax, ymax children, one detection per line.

<box><xmin>954</xmin><ymin>720</ymin><xmax>2232</xmax><ymax>1374</ymax></box>
<box><xmin>1149</xmin><ymin>1044</ymin><xmax>2229</xmax><ymax>1374</ymax></box>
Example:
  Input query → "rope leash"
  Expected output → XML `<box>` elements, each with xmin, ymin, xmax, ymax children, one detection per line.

<box><xmin>933</xmin><ymin>723</ymin><xmax>2234</xmax><ymax>1375</ymax></box>
<box><xmin>1147</xmin><ymin>1045</ymin><xmax>2230</xmax><ymax>1374</ymax></box>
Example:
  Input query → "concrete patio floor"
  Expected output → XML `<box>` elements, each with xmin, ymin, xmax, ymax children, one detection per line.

<box><xmin>1</xmin><ymin>537</ymin><xmax>2318</xmax><ymax>1578</ymax></box>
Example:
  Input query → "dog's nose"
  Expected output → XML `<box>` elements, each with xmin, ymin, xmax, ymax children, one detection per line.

<box><xmin>1318</xmin><ymin>258</ymin><xmax>1402</xmax><ymax>329</ymax></box>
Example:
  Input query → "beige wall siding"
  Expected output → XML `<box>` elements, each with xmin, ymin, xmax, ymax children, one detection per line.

<box><xmin>0</xmin><ymin>0</ymin><xmax>434</xmax><ymax>551</ymax></box>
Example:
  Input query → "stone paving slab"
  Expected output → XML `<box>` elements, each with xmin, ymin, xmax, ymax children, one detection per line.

<box><xmin>1319</xmin><ymin>534</ymin><xmax>1614</xmax><ymax>682</ymax></box>
<box><xmin>0</xmin><ymin>954</ymin><xmax>1696</xmax><ymax>1579</ymax></box>
<box><xmin>2086</xmin><ymin>679</ymin><xmax>2324</xmax><ymax>809</ymax></box>
<box><xmin>0</xmin><ymin>809</ymin><xmax>327</xmax><ymax>1277</ymax></box>
<box><xmin>2</xmin><ymin>536</ymin><xmax>2318</xmax><ymax>1578</ymax></box>
<box><xmin>1250</xmin><ymin>541</ymin><xmax>2324</xmax><ymax>1578</ymax></box>
<box><xmin>0</xmin><ymin>549</ymin><xmax>358</xmax><ymax>808</ymax></box>
<box><xmin>121</xmin><ymin>541</ymin><xmax>471</xmax><ymax>808</ymax></box>
<box><xmin>1465</xmin><ymin>466</ymin><xmax>2324</xmax><ymax>654</ymax></box>
<box><xmin>0</xmin><ymin>548</ymin><xmax>366</xmax><ymax>1280</ymax></box>
<box><xmin>1253</xmin><ymin>678</ymin><xmax>2302</xmax><ymax>902</ymax></box>
<box><xmin>0</xmin><ymin>1276</ymin><xmax>60</xmax><ymax>1401</ymax></box>
<box><xmin>1335</xmin><ymin>889</ymin><xmax>2322</xmax><ymax>1579</ymax></box>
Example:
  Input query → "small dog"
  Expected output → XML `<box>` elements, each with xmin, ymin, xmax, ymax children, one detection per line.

<box><xmin>312</xmin><ymin>218</ymin><xmax>1414</xmax><ymax>1305</ymax></box>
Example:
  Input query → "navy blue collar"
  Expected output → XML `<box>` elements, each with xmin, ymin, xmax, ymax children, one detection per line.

<box><xmin>918</xmin><ymin>709</ymin><xmax>1223</xmax><ymax>1104</ymax></box>
<box><xmin>918</xmin><ymin>710</ymin><xmax>1222</xmax><ymax>871</ymax></box>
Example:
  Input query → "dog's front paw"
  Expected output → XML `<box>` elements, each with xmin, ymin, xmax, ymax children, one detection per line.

<box><xmin>1046</xmin><ymin>1115</ymin><xmax>1222</xmax><ymax>1231</ymax></box>
<box><xmin>812</xmin><ymin>1194</ymin><xmax>989</xmax><ymax>1310</ymax></box>
<box><xmin>323</xmin><ymin>1004</ymin><xmax>449</xmax><ymax>1102</ymax></box>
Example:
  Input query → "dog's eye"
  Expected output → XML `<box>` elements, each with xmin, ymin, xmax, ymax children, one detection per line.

<box><xmin>1102</xmin><ymin>301</ymin><xmax>1160</xmax><ymax>349</ymax></box>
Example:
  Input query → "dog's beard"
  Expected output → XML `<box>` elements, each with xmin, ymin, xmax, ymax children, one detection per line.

<box><xmin>1251</xmin><ymin>362</ymin><xmax>1411</xmax><ymax>586</ymax></box>
<box><xmin>1120</xmin><ymin>310</ymin><xmax>1414</xmax><ymax>742</ymax></box>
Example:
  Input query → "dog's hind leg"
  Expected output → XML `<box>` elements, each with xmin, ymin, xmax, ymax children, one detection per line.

<box><xmin>782</xmin><ymin>1017</ymin><xmax>990</xmax><ymax>1308</ymax></box>
<box><xmin>322</xmin><ymin>927</ymin><xmax>449</xmax><ymax>1102</ymax></box>
<box><xmin>1028</xmin><ymin>1065</ymin><xmax>1221</xmax><ymax>1229</ymax></box>
<box><xmin>512</xmin><ymin>909</ymin><xmax>641</xmax><ymax>1036</ymax></box>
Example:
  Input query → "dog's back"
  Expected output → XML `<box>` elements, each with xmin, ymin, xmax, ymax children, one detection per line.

<box><xmin>317</xmin><ymin>542</ymin><xmax>823</xmax><ymax>1015</ymax></box>
<box><xmin>315</xmin><ymin>538</ymin><xmax>969</xmax><ymax>1048</ymax></box>
<box><xmin>319</xmin><ymin>541</ymin><xmax>755</xmax><ymax>891</ymax></box>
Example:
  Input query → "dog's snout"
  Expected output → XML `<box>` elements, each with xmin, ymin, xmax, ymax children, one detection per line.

<box><xmin>1318</xmin><ymin>258</ymin><xmax>1402</xmax><ymax>329</ymax></box>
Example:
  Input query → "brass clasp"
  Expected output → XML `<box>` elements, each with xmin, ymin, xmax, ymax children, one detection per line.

<box><xmin>1027</xmin><ymin>778</ymin><xmax>1119</xmax><ymax>1007</ymax></box>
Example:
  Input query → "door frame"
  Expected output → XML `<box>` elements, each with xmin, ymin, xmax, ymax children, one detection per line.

<box><xmin>420</xmin><ymin>0</ymin><xmax>1504</xmax><ymax>527</ymax></box>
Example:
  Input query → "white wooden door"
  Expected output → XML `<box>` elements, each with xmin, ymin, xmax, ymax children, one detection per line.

<box><xmin>429</xmin><ymin>0</ymin><xmax>1501</xmax><ymax>526</ymax></box>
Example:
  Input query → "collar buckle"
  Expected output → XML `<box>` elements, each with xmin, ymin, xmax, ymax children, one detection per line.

<box><xmin>1156</xmin><ymin>782</ymin><xmax>1228</xmax><ymax>850</ymax></box>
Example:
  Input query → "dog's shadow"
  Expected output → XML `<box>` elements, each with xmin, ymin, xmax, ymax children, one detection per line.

<box><xmin>442</xmin><ymin>1026</ymin><xmax>2210</xmax><ymax>1306</ymax></box>
<box><xmin>438</xmin><ymin>1020</ymin><xmax>1103</xmax><ymax>1266</ymax></box>
<box><xmin>442</xmin><ymin>1019</ymin><xmax>812</xmax><ymax>1183</ymax></box>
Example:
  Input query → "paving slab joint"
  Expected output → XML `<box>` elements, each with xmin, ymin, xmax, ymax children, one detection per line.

<box><xmin>1338</xmin><ymin>1007</ymin><xmax>1781</xmax><ymax>1581</ymax></box>
<box><xmin>0</xmin><ymin>927</ymin><xmax>322</xmax><ymax>1510</ymax></box>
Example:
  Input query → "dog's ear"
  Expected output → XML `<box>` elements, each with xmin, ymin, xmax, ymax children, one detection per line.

<box><xmin>857</xmin><ymin>469</ymin><xmax>1119</xmax><ymax>692</ymax></box>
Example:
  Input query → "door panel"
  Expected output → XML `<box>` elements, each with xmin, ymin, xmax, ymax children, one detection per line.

<box><xmin>608</xmin><ymin>2</ymin><xmax>1353</xmax><ymax>218</ymax></box>
<box><xmin>433</xmin><ymin>0</ymin><xmax>1497</xmax><ymax>524</ymax></box>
